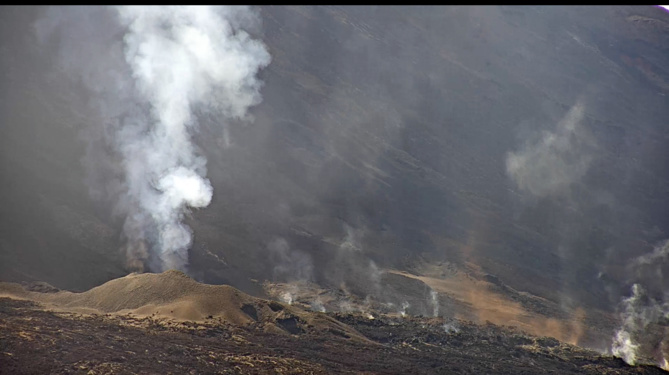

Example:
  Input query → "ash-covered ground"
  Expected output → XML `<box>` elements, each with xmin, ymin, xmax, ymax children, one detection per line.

<box><xmin>0</xmin><ymin>293</ymin><xmax>665</xmax><ymax>374</ymax></box>
<box><xmin>2</xmin><ymin>5</ymin><xmax>669</xmax><ymax>373</ymax></box>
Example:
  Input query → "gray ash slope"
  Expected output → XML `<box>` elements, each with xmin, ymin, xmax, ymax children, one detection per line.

<box><xmin>1</xmin><ymin>5</ymin><xmax>669</xmax><ymax>362</ymax></box>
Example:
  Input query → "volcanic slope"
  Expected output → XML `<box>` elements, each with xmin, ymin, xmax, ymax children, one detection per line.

<box><xmin>0</xmin><ymin>269</ymin><xmax>362</xmax><ymax>339</ymax></box>
<box><xmin>1</xmin><ymin>271</ymin><xmax>668</xmax><ymax>374</ymax></box>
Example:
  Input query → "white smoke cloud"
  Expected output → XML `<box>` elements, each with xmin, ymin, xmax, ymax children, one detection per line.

<box><xmin>340</xmin><ymin>223</ymin><xmax>363</xmax><ymax>252</ymax></box>
<box><xmin>612</xmin><ymin>329</ymin><xmax>639</xmax><ymax>365</ymax></box>
<box><xmin>429</xmin><ymin>289</ymin><xmax>439</xmax><ymax>317</ymax></box>
<box><xmin>116</xmin><ymin>6</ymin><xmax>270</xmax><ymax>272</ymax></box>
<box><xmin>267</xmin><ymin>237</ymin><xmax>314</xmax><ymax>282</ymax></box>
<box><xmin>610</xmin><ymin>239</ymin><xmax>669</xmax><ymax>367</ymax></box>
<box><xmin>633</xmin><ymin>239</ymin><xmax>669</xmax><ymax>269</ymax></box>
<box><xmin>400</xmin><ymin>301</ymin><xmax>410</xmax><ymax>317</ymax></box>
<box><xmin>35</xmin><ymin>6</ymin><xmax>270</xmax><ymax>272</ymax></box>
<box><xmin>612</xmin><ymin>283</ymin><xmax>669</xmax><ymax>366</ymax></box>
<box><xmin>443</xmin><ymin>322</ymin><xmax>460</xmax><ymax>334</ymax></box>
<box><xmin>612</xmin><ymin>284</ymin><xmax>644</xmax><ymax>365</ymax></box>
<box><xmin>280</xmin><ymin>291</ymin><xmax>294</xmax><ymax>305</ymax></box>
<box><xmin>506</xmin><ymin>101</ymin><xmax>595</xmax><ymax>197</ymax></box>
<box><xmin>310</xmin><ymin>296</ymin><xmax>326</xmax><ymax>312</ymax></box>
<box><xmin>368</xmin><ymin>260</ymin><xmax>383</xmax><ymax>295</ymax></box>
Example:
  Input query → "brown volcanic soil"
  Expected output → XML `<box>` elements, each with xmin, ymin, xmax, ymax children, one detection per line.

<box><xmin>0</xmin><ymin>272</ymin><xmax>667</xmax><ymax>374</ymax></box>
<box><xmin>262</xmin><ymin>262</ymin><xmax>620</xmax><ymax>352</ymax></box>
<box><xmin>0</xmin><ymin>270</ymin><xmax>362</xmax><ymax>340</ymax></box>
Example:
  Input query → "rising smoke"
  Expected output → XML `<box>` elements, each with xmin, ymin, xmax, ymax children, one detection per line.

<box><xmin>612</xmin><ymin>283</ymin><xmax>669</xmax><ymax>367</ymax></box>
<box><xmin>611</xmin><ymin>240</ymin><xmax>669</xmax><ymax>368</ymax></box>
<box><xmin>16</xmin><ymin>7</ymin><xmax>668</xmax><ymax>364</ymax></box>
<box><xmin>268</xmin><ymin>237</ymin><xmax>314</xmax><ymax>282</ymax></box>
<box><xmin>506</xmin><ymin>100</ymin><xmax>595</xmax><ymax>197</ymax></box>
<box><xmin>35</xmin><ymin>6</ymin><xmax>270</xmax><ymax>272</ymax></box>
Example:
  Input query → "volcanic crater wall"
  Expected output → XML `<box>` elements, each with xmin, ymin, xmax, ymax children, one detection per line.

<box><xmin>1</xmin><ymin>6</ymin><xmax>668</xmax><ymax>327</ymax></box>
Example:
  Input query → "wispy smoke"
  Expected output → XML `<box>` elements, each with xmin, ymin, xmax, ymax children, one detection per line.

<box><xmin>633</xmin><ymin>239</ymin><xmax>669</xmax><ymax>270</ymax></box>
<box><xmin>612</xmin><ymin>329</ymin><xmax>639</xmax><ymax>365</ymax></box>
<box><xmin>400</xmin><ymin>301</ymin><xmax>410</xmax><ymax>317</ymax></box>
<box><xmin>368</xmin><ymin>260</ymin><xmax>383</xmax><ymax>292</ymax></box>
<box><xmin>630</xmin><ymin>239</ymin><xmax>669</xmax><ymax>295</ymax></box>
<box><xmin>279</xmin><ymin>289</ymin><xmax>294</xmax><ymax>305</ymax></box>
<box><xmin>340</xmin><ymin>223</ymin><xmax>362</xmax><ymax>252</ymax></box>
<box><xmin>506</xmin><ymin>101</ymin><xmax>594</xmax><ymax>197</ymax></box>
<box><xmin>429</xmin><ymin>289</ymin><xmax>439</xmax><ymax>317</ymax></box>
<box><xmin>612</xmin><ymin>239</ymin><xmax>669</xmax><ymax>367</ymax></box>
<box><xmin>310</xmin><ymin>296</ymin><xmax>326</xmax><ymax>312</ymax></box>
<box><xmin>612</xmin><ymin>284</ymin><xmax>644</xmax><ymax>365</ymax></box>
<box><xmin>35</xmin><ymin>6</ymin><xmax>270</xmax><ymax>272</ymax></box>
<box><xmin>443</xmin><ymin>322</ymin><xmax>460</xmax><ymax>334</ymax></box>
<box><xmin>268</xmin><ymin>237</ymin><xmax>314</xmax><ymax>282</ymax></box>
<box><xmin>612</xmin><ymin>283</ymin><xmax>669</xmax><ymax>366</ymax></box>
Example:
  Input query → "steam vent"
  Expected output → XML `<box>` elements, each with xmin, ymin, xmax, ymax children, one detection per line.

<box><xmin>1</xmin><ymin>5</ymin><xmax>669</xmax><ymax>374</ymax></box>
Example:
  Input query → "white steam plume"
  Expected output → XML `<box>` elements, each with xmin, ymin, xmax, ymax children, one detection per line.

<box><xmin>42</xmin><ymin>6</ymin><xmax>270</xmax><ymax>272</ymax></box>
<box><xmin>443</xmin><ymin>322</ymin><xmax>460</xmax><ymax>334</ymax></box>
<box><xmin>268</xmin><ymin>237</ymin><xmax>314</xmax><ymax>282</ymax></box>
<box><xmin>611</xmin><ymin>283</ymin><xmax>669</xmax><ymax>366</ymax></box>
<box><xmin>612</xmin><ymin>284</ymin><xmax>644</xmax><ymax>365</ymax></box>
<box><xmin>611</xmin><ymin>239</ymin><xmax>669</xmax><ymax>367</ymax></box>
<box><xmin>400</xmin><ymin>301</ymin><xmax>410</xmax><ymax>317</ymax></box>
<box><xmin>35</xmin><ymin>6</ymin><xmax>270</xmax><ymax>272</ymax></box>
<box><xmin>633</xmin><ymin>239</ymin><xmax>669</xmax><ymax>270</ymax></box>
<box><xmin>429</xmin><ymin>289</ymin><xmax>439</xmax><ymax>317</ymax></box>
<box><xmin>115</xmin><ymin>6</ymin><xmax>270</xmax><ymax>271</ymax></box>
<box><xmin>506</xmin><ymin>101</ymin><xmax>594</xmax><ymax>197</ymax></box>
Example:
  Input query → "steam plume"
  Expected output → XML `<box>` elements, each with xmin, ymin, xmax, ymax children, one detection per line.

<box><xmin>429</xmin><ymin>289</ymin><xmax>439</xmax><ymax>317</ymax></box>
<box><xmin>612</xmin><ymin>284</ymin><xmax>644</xmax><ymax>364</ymax></box>
<box><xmin>610</xmin><ymin>284</ymin><xmax>668</xmax><ymax>365</ymax></box>
<box><xmin>612</xmin><ymin>239</ymin><xmax>669</xmax><ymax>367</ymax></box>
<box><xmin>506</xmin><ymin>101</ymin><xmax>594</xmax><ymax>197</ymax></box>
<box><xmin>36</xmin><ymin>6</ymin><xmax>270</xmax><ymax>272</ymax></box>
<box><xmin>268</xmin><ymin>237</ymin><xmax>314</xmax><ymax>282</ymax></box>
<box><xmin>116</xmin><ymin>6</ymin><xmax>270</xmax><ymax>272</ymax></box>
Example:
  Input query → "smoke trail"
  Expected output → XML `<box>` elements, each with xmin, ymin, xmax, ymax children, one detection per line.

<box><xmin>612</xmin><ymin>283</ymin><xmax>669</xmax><ymax>366</ymax></box>
<box><xmin>429</xmin><ymin>289</ymin><xmax>439</xmax><ymax>317</ymax></box>
<box><xmin>506</xmin><ymin>100</ymin><xmax>594</xmax><ymax>197</ymax></box>
<box><xmin>611</xmin><ymin>239</ymin><xmax>669</xmax><ymax>366</ymax></box>
<box><xmin>112</xmin><ymin>6</ymin><xmax>270</xmax><ymax>272</ymax></box>
<box><xmin>632</xmin><ymin>239</ymin><xmax>669</xmax><ymax>270</ymax></box>
<box><xmin>400</xmin><ymin>301</ymin><xmax>410</xmax><ymax>317</ymax></box>
<box><xmin>267</xmin><ymin>237</ymin><xmax>314</xmax><ymax>282</ymax></box>
<box><xmin>612</xmin><ymin>284</ymin><xmax>644</xmax><ymax>365</ymax></box>
<box><xmin>35</xmin><ymin>6</ymin><xmax>270</xmax><ymax>272</ymax></box>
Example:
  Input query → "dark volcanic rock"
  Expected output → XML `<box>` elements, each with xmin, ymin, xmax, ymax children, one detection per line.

<box><xmin>0</xmin><ymin>297</ymin><xmax>666</xmax><ymax>374</ymax></box>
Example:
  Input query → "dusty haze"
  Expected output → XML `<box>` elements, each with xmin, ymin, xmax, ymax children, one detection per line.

<box><xmin>1</xmin><ymin>5</ymin><xmax>668</xmax><ymax>366</ymax></box>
